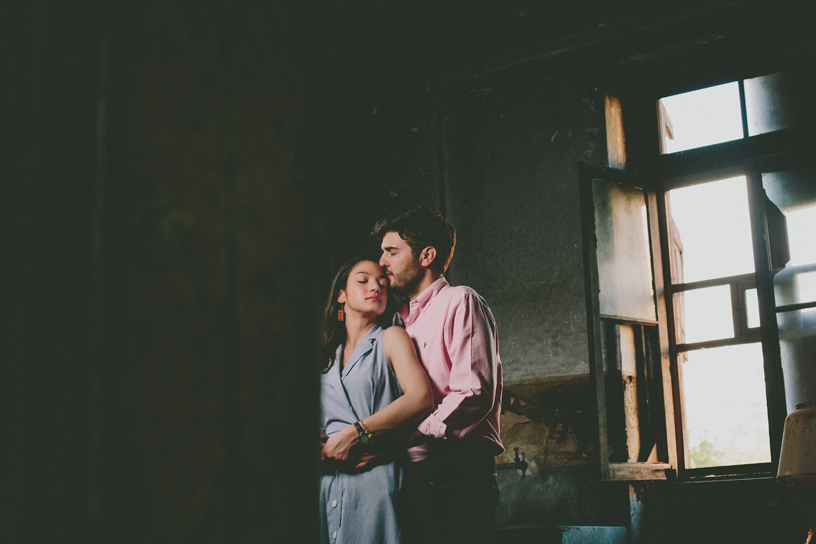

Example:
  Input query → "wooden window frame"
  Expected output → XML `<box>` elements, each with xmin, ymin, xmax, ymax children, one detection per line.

<box><xmin>584</xmin><ymin>68</ymin><xmax>816</xmax><ymax>482</ymax></box>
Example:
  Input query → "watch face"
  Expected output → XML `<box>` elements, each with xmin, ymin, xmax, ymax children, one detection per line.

<box><xmin>360</xmin><ymin>433</ymin><xmax>372</xmax><ymax>445</ymax></box>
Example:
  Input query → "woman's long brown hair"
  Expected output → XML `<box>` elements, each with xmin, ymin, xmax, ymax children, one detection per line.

<box><xmin>321</xmin><ymin>259</ymin><xmax>396</xmax><ymax>372</ymax></box>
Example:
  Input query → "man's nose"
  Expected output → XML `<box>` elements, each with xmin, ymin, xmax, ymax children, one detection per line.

<box><xmin>378</xmin><ymin>254</ymin><xmax>387</xmax><ymax>267</ymax></box>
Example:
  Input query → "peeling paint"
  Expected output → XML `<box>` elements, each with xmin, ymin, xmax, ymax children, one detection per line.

<box><xmin>498</xmin><ymin>375</ymin><xmax>596</xmax><ymax>469</ymax></box>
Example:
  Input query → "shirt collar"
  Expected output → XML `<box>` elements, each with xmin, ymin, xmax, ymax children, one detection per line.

<box><xmin>400</xmin><ymin>277</ymin><xmax>448</xmax><ymax>325</ymax></box>
<box><xmin>337</xmin><ymin>324</ymin><xmax>381</xmax><ymax>376</ymax></box>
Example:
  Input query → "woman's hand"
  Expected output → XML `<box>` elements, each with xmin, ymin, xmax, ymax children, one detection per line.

<box><xmin>320</xmin><ymin>425</ymin><xmax>359</xmax><ymax>462</ymax></box>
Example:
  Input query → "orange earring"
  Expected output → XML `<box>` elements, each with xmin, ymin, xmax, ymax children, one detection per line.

<box><xmin>338</xmin><ymin>307</ymin><xmax>344</xmax><ymax>321</ymax></box>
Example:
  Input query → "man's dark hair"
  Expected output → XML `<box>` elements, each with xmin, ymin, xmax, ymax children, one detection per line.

<box><xmin>372</xmin><ymin>207</ymin><xmax>456</xmax><ymax>274</ymax></box>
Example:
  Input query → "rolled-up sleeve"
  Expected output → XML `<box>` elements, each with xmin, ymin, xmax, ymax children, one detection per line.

<box><xmin>417</xmin><ymin>292</ymin><xmax>498</xmax><ymax>439</ymax></box>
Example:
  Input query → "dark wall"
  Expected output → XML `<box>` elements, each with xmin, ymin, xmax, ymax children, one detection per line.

<box><xmin>2</xmin><ymin>1</ymin><xmax>322</xmax><ymax>543</ymax></box>
<box><xmin>102</xmin><ymin>3</ymin><xmax>321</xmax><ymax>542</ymax></box>
<box><xmin>1</xmin><ymin>1</ymin><xmax>106</xmax><ymax>541</ymax></box>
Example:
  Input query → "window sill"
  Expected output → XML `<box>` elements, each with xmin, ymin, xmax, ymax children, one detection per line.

<box><xmin>608</xmin><ymin>462</ymin><xmax>673</xmax><ymax>481</ymax></box>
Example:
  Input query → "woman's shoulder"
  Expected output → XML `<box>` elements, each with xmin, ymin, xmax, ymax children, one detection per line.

<box><xmin>380</xmin><ymin>325</ymin><xmax>413</xmax><ymax>353</ymax></box>
<box><xmin>381</xmin><ymin>325</ymin><xmax>410</xmax><ymax>342</ymax></box>
<box><xmin>380</xmin><ymin>326</ymin><xmax>417</xmax><ymax>371</ymax></box>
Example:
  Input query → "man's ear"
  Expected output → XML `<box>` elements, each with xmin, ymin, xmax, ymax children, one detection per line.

<box><xmin>419</xmin><ymin>246</ymin><xmax>437</xmax><ymax>269</ymax></box>
<box><xmin>337</xmin><ymin>290</ymin><xmax>347</xmax><ymax>304</ymax></box>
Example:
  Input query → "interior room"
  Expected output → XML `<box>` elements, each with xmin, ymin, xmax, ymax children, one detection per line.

<box><xmin>2</xmin><ymin>0</ymin><xmax>814</xmax><ymax>542</ymax></box>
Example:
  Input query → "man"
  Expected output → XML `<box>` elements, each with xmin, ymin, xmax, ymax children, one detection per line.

<box><xmin>372</xmin><ymin>207</ymin><xmax>503</xmax><ymax>544</ymax></box>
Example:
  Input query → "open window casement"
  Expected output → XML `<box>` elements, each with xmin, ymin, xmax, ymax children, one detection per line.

<box><xmin>579</xmin><ymin>162</ymin><xmax>677</xmax><ymax>481</ymax></box>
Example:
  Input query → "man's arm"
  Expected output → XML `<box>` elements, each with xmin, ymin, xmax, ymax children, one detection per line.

<box><xmin>417</xmin><ymin>291</ymin><xmax>499</xmax><ymax>440</ymax></box>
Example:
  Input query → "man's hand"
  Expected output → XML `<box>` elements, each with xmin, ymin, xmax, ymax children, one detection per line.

<box><xmin>354</xmin><ymin>452</ymin><xmax>385</xmax><ymax>472</ymax></box>
<box><xmin>403</xmin><ymin>428</ymin><xmax>428</xmax><ymax>448</ymax></box>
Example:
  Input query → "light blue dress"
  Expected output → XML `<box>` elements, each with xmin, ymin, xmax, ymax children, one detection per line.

<box><xmin>320</xmin><ymin>325</ymin><xmax>404</xmax><ymax>544</ymax></box>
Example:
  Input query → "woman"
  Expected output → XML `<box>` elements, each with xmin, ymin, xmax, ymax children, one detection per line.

<box><xmin>319</xmin><ymin>258</ymin><xmax>433</xmax><ymax>544</ymax></box>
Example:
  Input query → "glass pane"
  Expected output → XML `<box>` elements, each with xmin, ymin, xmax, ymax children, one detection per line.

<box><xmin>668</xmin><ymin>176</ymin><xmax>755</xmax><ymax>283</ymax></box>
<box><xmin>683</xmin><ymin>343</ymin><xmax>771</xmax><ymax>468</ymax></box>
<box><xmin>745</xmin><ymin>288</ymin><xmax>760</xmax><ymax>329</ymax></box>
<box><xmin>764</xmin><ymin>167</ymin><xmax>816</xmax><ymax>306</ymax></box>
<box><xmin>745</xmin><ymin>71</ymin><xmax>816</xmax><ymax>136</ymax></box>
<box><xmin>764</xmin><ymin>166</ymin><xmax>816</xmax><ymax>411</ymax></box>
<box><xmin>778</xmin><ymin>308</ymin><xmax>816</xmax><ymax>411</ymax></box>
<box><xmin>593</xmin><ymin>178</ymin><xmax>657</xmax><ymax>322</ymax></box>
<box><xmin>674</xmin><ymin>286</ymin><xmax>734</xmax><ymax>344</ymax></box>
<box><xmin>658</xmin><ymin>82</ymin><xmax>744</xmax><ymax>154</ymax></box>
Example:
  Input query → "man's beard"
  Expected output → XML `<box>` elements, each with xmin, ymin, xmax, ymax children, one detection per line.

<box><xmin>390</xmin><ymin>258</ymin><xmax>423</xmax><ymax>299</ymax></box>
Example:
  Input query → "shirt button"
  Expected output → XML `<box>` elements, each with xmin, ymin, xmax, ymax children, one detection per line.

<box><xmin>332</xmin><ymin>531</ymin><xmax>337</xmax><ymax>539</ymax></box>
<box><xmin>332</xmin><ymin>500</ymin><xmax>338</xmax><ymax>508</ymax></box>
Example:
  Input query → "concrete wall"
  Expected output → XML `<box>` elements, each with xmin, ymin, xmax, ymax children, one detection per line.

<box><xmin>443</xmin><ymin>66</ymin><xmax>605</xmax><ymax>382</ymax></box>
<box><xmin>438</xmin><ymin>63</ymin><xmax>615</xmax><ymax>529</ymax></box>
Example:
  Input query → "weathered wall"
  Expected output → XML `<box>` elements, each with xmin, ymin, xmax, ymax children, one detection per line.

<box><xmin>497</xmin><ymin>377</ymin><xmax>630</xmax><ymax>528</ymax></box>
<box><xmin>438</xmin><ymin>62</ymin><xmax>614</xmax><ymax>528</ymax></box>
<box><xmin>443</xmin><ymin>67</ymin><xmax>605</xmax><ymax>382</ymax></box>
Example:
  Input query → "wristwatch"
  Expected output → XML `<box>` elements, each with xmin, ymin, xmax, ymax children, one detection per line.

<box><xmin>353</xmin><ymin>420</ymin><xmax>374</xmax><ymax>445</ymax></box>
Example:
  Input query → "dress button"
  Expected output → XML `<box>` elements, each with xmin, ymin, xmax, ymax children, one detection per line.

<box><xmin>332</xmin><ymin>499</ymin><xmax>338</xmax><ymax>508</ymax></box>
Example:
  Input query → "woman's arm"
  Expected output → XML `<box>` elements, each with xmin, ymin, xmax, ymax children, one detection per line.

<box><xmin>321</xmin><ymin>326</ymin><xmax>433</xmax><ymax>462</ymax></box>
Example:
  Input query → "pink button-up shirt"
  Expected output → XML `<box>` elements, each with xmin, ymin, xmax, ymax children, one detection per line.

<box><xmin>399</xmin><ymin>277</ymin><xmax>503</xmax><ymax>462</ymax></box>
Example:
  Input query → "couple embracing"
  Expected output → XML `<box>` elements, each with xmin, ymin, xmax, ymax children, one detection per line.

<box><xmin>319</xmin><ymin>207</ymin><xmax>504</xmax><ymax>544</ymax></box>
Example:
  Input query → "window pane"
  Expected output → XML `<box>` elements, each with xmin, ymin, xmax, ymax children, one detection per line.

<box><xmin>745</xmin><ymin>71</ymin><xmax>815</xmax><ymax>136</ymax></box>
<box><xmin>593</xmin><ymin>178</ymin><xmax>657</xmax><ymax>322</ymax></box>
<box><xmin>658</xmin><ymin>82</ymin><xmax>743</xmax><ymax>154</ymax></box>
<box><xmin>745</xmin><ymin>288</ymin><xmax>760</xmax><ymax>329</ymax></box>
<box><xmin>668</xmin><ymin>177</ymin><xmax>755</xmax><ymax>283</ymax></box>
<box><xmin>675</xmin><ymin>286</ymin><xmax>734</xmax><ymax>344</ymax></box>
<box><xmin>764</xmin><ymin>167</ymin><xmax>816</xmax><ymax>306</ymax></box>
<box><xmin>683</xmin><ymin>343</ymin><xmax>771</xmax><ymax>468</ymax></box>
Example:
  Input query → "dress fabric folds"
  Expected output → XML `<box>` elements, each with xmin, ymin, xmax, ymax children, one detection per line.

<box><xmin>320</xmin><ymin>325</ymin><xmax>404</xmax><ymax>544</ymax></box>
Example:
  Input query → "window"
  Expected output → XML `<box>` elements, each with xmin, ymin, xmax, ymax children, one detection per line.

<box><xmin>582</xmin><ymin>69</ymin><xmax>816</xmax><ymax>481</ymax></box>
<box><xmin>666</xmin><ymin>176</ymin><xmax>771</xmax><ymax>469</ymax></box>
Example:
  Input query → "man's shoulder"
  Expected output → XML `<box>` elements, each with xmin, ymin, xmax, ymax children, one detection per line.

<box><xmin>438</xmin><ymin>283</ymin><xmax>486</xmax><ymax>306</ymax></box>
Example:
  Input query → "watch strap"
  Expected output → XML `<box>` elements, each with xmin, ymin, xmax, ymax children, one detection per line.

<box><xmin>354</xmin><ymin>420</ymin><xmax>373</xmax><ymax>444</ymax></box>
